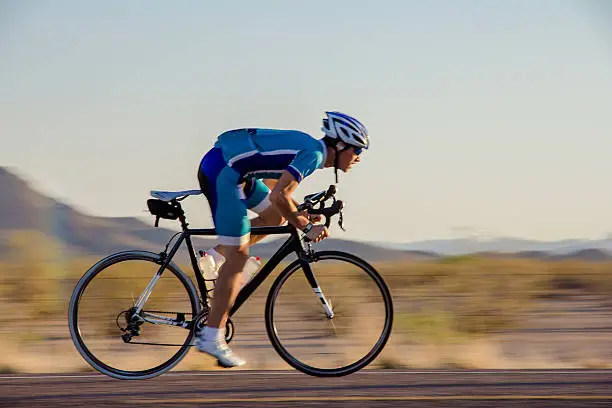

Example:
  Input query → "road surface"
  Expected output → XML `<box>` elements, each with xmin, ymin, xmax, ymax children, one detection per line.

<box><xmin>1</xmin><ymin>369</ymin><xmax>611</xmax><ymax>407</ymax></box>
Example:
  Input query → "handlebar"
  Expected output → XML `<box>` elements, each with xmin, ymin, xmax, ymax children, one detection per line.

<box><xmin>301</xmin><ymin>184</ymin><xmax>336</xmax><ymax>207</ymax></box>
<box><xmin>297</xmin><ymin>185</ymin><xmax>336</xmax><ymax>211</ymax></box>
<box><xmin>309</xmin><ymin>200</ymin><xmax>344</xmax><ymax>228</ymax></box>
<box><xmin>297</xmin><ymin>185</ymin><xmax>345</xmax><ymax>239</ymax></box>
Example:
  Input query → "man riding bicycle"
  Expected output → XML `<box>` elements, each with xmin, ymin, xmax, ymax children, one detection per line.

<box><xmin>195</xmin><ymin>111</ymin><xmax>370</xmax><ymax>367</ymax></box>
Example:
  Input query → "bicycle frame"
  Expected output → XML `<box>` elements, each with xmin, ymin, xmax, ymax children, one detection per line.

<box><xmin>133</xmin><ymin>211</ymin><xmax>321</xmax><ymax>322</ymax></box>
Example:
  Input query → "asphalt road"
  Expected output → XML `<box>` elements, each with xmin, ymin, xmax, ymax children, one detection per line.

<box><xmin>1</xmin><ymin>369</ymin><xmax>612</xmax><ymax>407</ymax></box>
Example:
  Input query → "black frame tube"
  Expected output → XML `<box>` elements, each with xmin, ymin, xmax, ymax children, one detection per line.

<box><xmin>158</xmin><ymin>217</ymin><xmax>305</xmax><ymax>316</ymax></box>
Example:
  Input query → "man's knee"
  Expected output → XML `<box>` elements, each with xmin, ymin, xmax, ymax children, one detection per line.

<box><xmin>220</xmin><ymin>245</ymin><xmax>250</xmax><ymax>261</ymax></box>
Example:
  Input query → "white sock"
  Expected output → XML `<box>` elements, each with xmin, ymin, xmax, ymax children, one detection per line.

<box><xmin>202</xmin><ymin>326</ymin><xmax>224</xmax><ymax>342</ymax></box>
<box><xmin>207</xmin><ymin>248</ymin><xmax>225</xmax><ymax>266</ymax></box>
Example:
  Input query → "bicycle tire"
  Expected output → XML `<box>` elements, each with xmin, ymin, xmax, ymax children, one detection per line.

<box><xmin>265</xmin><ymin>250</ymin><xmax>393</xmax><ymax>377</ymax></box>
<box><xmin>68</xmin><ymin>250</ymin><xmax>201</xmax><ymax>380</ymax></box>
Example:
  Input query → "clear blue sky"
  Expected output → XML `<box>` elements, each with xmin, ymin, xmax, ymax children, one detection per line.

<box><xmin>1</xmin><ymin>0</ymin><xmax>611</xmax><ymax>244</ymax></box>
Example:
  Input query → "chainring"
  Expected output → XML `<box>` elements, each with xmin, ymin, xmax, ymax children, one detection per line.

<box><xmin>193</xmin><ymin>308</ymin><xmax>235</xmax><ymax>344</ymax></box>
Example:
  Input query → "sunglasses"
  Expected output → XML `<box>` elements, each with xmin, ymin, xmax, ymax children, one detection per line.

<box><xmin>339</xmin><ymin>145</ymin><xmax>363</xmax><ymax>156</ymax></box>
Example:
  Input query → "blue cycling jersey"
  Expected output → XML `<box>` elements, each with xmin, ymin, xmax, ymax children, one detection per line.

<box><xmin>214</xmin><ymin>128</ymin><xmax>327</xmax><ymax>183</ymax></box>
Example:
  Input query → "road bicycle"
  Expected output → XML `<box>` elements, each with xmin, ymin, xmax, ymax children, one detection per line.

<box><xmin>68</xmin><ymin>184</ymin><xmax>393</xmax><ymax>379</ymax></box>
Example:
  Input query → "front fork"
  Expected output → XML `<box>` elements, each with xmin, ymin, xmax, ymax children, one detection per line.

<box><xmin>301</xmin><ymin>259</ymin><xmax>334</xmax><ymax>319</ymax></box>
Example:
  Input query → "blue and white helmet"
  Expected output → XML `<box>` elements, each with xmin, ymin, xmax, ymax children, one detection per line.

<box><xmin>321</xmin><ymin>111</ymin><xmax>369</xmax><ymax>149</ymax></box>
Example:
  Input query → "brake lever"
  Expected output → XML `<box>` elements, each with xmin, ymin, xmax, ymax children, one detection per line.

<box><xmin>338</xmin><ymin>210</ymin><xmax>345</xmax><ymax>231</ymax></box>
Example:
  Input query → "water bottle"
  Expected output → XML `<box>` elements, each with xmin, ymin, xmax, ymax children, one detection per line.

<box><xmin>240</xmin><ymin>256</ymin><xmax>261</xmax><ymax>287</ymax></box>
<box><xmin>198</xmin><ymin>250</ymin><xmax>218</xmax><ymax>280</ymax></box>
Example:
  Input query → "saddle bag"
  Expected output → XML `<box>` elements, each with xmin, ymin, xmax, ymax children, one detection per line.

<box><xmin>147</xmin><ymin>199</ymin><xmax>183</xmax><ymax>226</ymax></box>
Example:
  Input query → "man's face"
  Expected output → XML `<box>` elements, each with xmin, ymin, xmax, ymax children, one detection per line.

<box><xmin>338</xmin><ymin>146</ymin><xmax>362</xmax><ymax>172</ymax></box>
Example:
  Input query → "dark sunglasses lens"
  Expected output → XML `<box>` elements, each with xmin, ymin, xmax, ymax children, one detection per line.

<box><xmin>354</xmin><ymin>147</ymin><xmax>362</xmax><ymax>155</ymax></box>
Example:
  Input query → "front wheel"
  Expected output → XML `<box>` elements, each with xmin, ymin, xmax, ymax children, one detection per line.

<box><xmin>265</xmin><ymin>251</ymin><xmax>393</xmax><ymax>377</ymax></box>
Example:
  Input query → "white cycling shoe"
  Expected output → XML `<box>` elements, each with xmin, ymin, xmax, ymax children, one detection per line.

<box><xmin>195</xmin><ymin>336</ymin><xmax>246</xmax><ymax>368</ymax></box>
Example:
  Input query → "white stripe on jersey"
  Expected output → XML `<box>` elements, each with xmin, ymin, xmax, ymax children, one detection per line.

<box><xmin>228</xmin><ymin>150</ymin><xmax>258</xmax><ymax>167</ymax></box>
<box><xmin>260</xmin><ymin>149</ymin><xmax>298</xmax><ymax>156</ymax></box>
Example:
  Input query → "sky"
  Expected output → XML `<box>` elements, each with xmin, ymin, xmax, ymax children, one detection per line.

<box><xmin>1</xmin><ymin>0</ymin><xmax>612</xmax><ymax>244</ymax></box>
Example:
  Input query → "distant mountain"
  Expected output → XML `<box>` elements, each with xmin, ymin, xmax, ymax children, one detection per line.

<box><xmin>0</xmin><ymin>167</ymin><xmax>429</xmax><ymax>263</ymax></box>
<box><xmin>2</xmin><ymin>166</ymin><xmax>611</xmax><ymax>263</ymax></box>
<box><xmin>0</xmin><ymin>166</ymin><xmax>217</xmax><ymax>260</ymax></box>
<box><xmin>550</xmin><ymin>248</ymin><xmax>612</xmax><ymax>262</ymax></box>
<box><xmin>376</xmin><ymin>237</ymin><xmax>612</xmax><ymax>256</ymax></box>
<box><xmin>453</xmin><ymin>248</ymin><xmax>611</xmax><ymax>262</ymax></box>
<box><xmin>250</xmin><ymin>237</ymin><xmax>438</xmax><ymax>261</ymax></box>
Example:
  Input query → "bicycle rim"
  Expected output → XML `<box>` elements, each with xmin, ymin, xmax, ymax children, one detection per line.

<box><xmin>265</xmin><ymin>251</ymin><xmax>393</xmax><ymax>377</ymax></box>
<box><xmin>68</xmin><ymin>251</ymin><xmax>200</xmax><ymax>380</ymax></box>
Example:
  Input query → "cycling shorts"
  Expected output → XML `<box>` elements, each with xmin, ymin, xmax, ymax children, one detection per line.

<box><xmin>197</xmin><ymin>147</ymin><xmax>271</xmax><ymax>246</ymax></box>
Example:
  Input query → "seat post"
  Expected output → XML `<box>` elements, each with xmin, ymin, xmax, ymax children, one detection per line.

<box><xmin>170</xmin><ymin>199</ymin><xmax>189</xmax><ymax>230</ymax></box>
<box><xmin>177</xmin><ymin>207</ymin><xmax>189</xmax><ymax>230</ymax></box>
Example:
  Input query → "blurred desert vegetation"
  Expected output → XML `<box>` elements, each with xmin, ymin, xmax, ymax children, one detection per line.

<box><xmin>1</xmin><ymin>167</ymin><xmax>612</xmax><ymax>372</ymax></box>
<box><xmin>1</xmin><ymin>229</ymin><xmax>612</xmax><ymax>373</ymax></box>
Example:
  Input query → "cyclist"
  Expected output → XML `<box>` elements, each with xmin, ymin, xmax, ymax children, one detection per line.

<box><xmin>195</xmin><ymin>111</ymin><xmax>369</xmax><ymax>367</ymax></box>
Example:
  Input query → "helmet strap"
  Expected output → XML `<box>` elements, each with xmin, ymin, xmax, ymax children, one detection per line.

<box><xmin>333</xmin><ymin>144</ymin><xmax>340</xmax><ymax>184</ymax></box>
<box><xmin>331</xmin><ymin>141</ymin><xmax>353</xmax><ymax>184</ymax></box>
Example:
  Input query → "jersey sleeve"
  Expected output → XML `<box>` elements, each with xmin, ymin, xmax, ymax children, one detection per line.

<box><xmin>286</xmin><ymin>150</ymin><xmax>324</xmax><ymax>183</ymax></box>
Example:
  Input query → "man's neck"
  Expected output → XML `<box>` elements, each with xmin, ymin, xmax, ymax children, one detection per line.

<box><xmin>323</xmin><ymin>146</ymin><xmax>336</xmax><ymax>168</ymax></box>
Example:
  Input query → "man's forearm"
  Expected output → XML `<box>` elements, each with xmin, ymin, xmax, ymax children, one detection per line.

<box><xmin>264</xmin><ymin>178</ymin><xmax>299</xmax><ymax>214</ymax></box>
<box><xmin>270</xmin><ymin>192</ymin><xmax>310</xmax><ymax>231</ymax></box>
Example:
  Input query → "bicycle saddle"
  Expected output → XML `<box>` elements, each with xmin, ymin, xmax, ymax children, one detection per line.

<box><xmin>150</xmin><ymin>189</ymin><xmax>202</xmax><ymax>202</ymax></box>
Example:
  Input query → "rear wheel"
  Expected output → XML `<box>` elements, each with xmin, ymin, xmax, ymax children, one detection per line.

<box><xmin>265</xmin><ymin>251</ymin><xmax>393</xmax><ymax>377</ymax></box>
<box><xmin>68</xmin><ymin>251</ymin><xmax>201</xmax><ymax>380</ymax></box>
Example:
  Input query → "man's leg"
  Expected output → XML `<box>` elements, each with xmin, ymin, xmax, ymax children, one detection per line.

<box><xmin>196</xmin><ymin>242</ymin><xmax>250</xmax><ymax>367</ymax></box>
<box><xmin>195</xmin><ymin>160</ymin><xmax>250</xmax><ymax>367</ymax></box>
<box><xmin>198</xmin><ymin>209</ymin><xmax>279</xmax><ymax>367</ymax></box>
<box><xmin>205</xmin><ymin>244</ymin><xmax>249</xmax><ymax>330</ymax></box>
<box><xmin>248</xmin><ymin>206</ymin><xmax>284</xmax><ymax>245</ymax></box>
<box><xmin>212</xmin><ymin>207</ymin><xmax>283</xmax><ymax>260</ymax></box>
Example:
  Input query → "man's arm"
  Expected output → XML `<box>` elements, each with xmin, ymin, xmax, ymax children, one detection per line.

<box><xmin>269</xmin><ymin>172</ymin><xmax>329</xmax><ymax>242</ymax></box>
<box><xmin>268</xmin><ymin>173</ymin><xmax>310</xmax><ymax>231</ymax></box>
<box><xmin>263</xmin><ymin>179</ymin><xmax>300</xmax><ymax>208</ymax></box>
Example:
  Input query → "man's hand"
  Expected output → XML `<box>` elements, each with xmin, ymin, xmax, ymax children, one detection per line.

<box><xmin>298</xmin><ymin>210</ymin><xmax>323</xmax><ymax>224</ymax></box>
<box><xmin>305</xmin><ymin>224</ymin><xmax>329</xmax><ymax>243</ymax></box>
